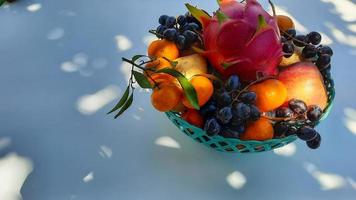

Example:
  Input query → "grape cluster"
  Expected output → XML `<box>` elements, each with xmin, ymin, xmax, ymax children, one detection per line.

<box><xmin>273</xmin><ymin>99</ymin><xmax>323</xmax><ymax>149</ymax></box>
<box><xmin>281</xmin><ymin>29</ymin><xmax>333</xmax><ymax>71</ymax></box>
<box><xmin>200</xmin><ymin>75</ymin><xmax>261</xmax><ymax>139</ymax></box>
<box><xmin>155</xmin><ymin>13</ymin><xmax>202</xmax><ymax>50</ymax></box>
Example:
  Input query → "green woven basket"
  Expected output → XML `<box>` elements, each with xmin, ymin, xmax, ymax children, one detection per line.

<box><xmin>166</xmin><ymin>70</ymin><xmax>335</xmax><ymax>153</ymax></box>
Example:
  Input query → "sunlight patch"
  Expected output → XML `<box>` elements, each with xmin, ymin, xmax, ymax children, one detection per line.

<box><xmin>99</xmin><ymin>145</ymin><xmax>113</xmax><ymax>159</ymax></box>
<box><xmin>47</xmin><ymin>28</ymin><xmax>65</xmax><ymax>40</ymax></box>
<box><xmin>27</xmin><ymin>3</ymin><xmax>42</xmax><ymax>12</ymax></box>
<box><xmin>320</xmin><ymin>0</ymin><xmax>356</xmax><ymax>22</ymax></box>
<box><xmin>304</xmin><ymin>162</ymin><xmax>347</xmax><ymax>191</ymax></box>
<box><xmin>77</xmin><ymin>85</ymin><xmax>120</xmax><ymax>115</ymax></box>
<box><xmin>0</xmin><ymin>153</ymin><xmax>33</xmax><ymax>200</ymax></box>
<box><xmin>115</xmin><ymin>35</ymin><xmax>133</xmax><ymax>51</ymax></box>
<box><xmin>320</xmin><ymin>32</ymin><xmax>333</xmax><ymax>45</ymax></box>
<box><xmin>226</xmin><ymin>171</ymin><xmax>247</xmax><ymax>190</ymax></box>
<box><xmin>155</xmin><ymin>136</ymin><xmax>181</xmax><ymax>149</ymax></box>
<box><xmin>273</xmin><ymin>143</ymin><xmax>297</xmax><ymax>157</ymax></box>
<box><xmin>346</xmin><ymin>177</ymin><xmax>356</xmax><ymax>190</ymax></box>
<box><xmin>83</xmin><ymin>171</ymin><xmax>94</xmax><ymax>183</ymax></box>
<box><xmin>343</xmin><ymin>107</ymin><xmax>356</xmax><ymax>135</ymax></box>
<box><xmin>325</xmin><ymin>22</ymin><xmax>356</xmax><ymax>48</ymax></box>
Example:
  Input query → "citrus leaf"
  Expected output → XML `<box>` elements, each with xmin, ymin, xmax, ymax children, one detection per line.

<box><xmin>0</xmin><ymin>0</ymin><xmax>5</xmax><ymax>6</ymax></box>
<box><xmin>157</xmin><ymin>68</ymin><xmax>200</xmax><ymax>110</ymax></box>
<box><xmin>107</xmin><ymin>86</ymin><xmax>130</xmax><ymax>114</ymax></box>
<box><xmin>185</xmin><ymin>3</ymin><xmax>211</xmax><ymax>28</ymax></box>
<box><xmin>114</xmin><ymin>92</ymin><xmax>134</xmax><ymax>118</ymax></box>
<box><xmin>132</xmin><ymin>55</ymin><xmax>147</xmax><ymax>63</ymax></box>
<box><xmin>133</xmin><ymin>71</ymin><xmax>152</xmax><ymax>89</ymax></box>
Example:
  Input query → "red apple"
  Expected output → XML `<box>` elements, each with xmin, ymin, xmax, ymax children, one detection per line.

<box><xmin>278</xmin><ymin>62</ymin><xmax>328</xmax><ymax>110</ymax></box>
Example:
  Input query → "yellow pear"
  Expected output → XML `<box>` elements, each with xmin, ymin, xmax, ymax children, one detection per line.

<box><xmin>174</xmin><ymin>54</ymin><xmax>207</xmax><ymax>79</ymax></box>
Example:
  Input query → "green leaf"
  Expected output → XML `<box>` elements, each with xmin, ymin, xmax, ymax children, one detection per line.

<box><xmin>185</xmin><ymin>3</ymin><xmax>211</xmax><ymax>28</ymax></box>
<box><xmin>216</xmin><ymin>11</ymin><xmax>229</xmax><ymax>25</ymax></box>
<box><xmin>107</xmin><ymin>86</ymin><xmax>130</xmax><ymax>114</ymax></box>
<box><xmin>0</xmin><ymin>0</ymin><xmax>5</xmax><ymax>6</ymax></box>
<box><xmin>162</xmin><ymin>57</ymin><xmax>178</xmax><ymax>68</ymax></box>
<box><xmin>132</xmin><ymin>55</ymin><xmax>148</xmax><ymax>63</ymax></box>
<box><xmin>114</xmin><ymin>93</ymin><xmax>134</xmax><ymax>118</ymax></box>
<box><xmin>157</xmin><ymin>68</ymin><xmax>200</xmax><ymax>110</ymax></box>
<box><xmin>133</xmin><ymin>71</ymin><xmax>152</xmax><ymax>89</ymax></box>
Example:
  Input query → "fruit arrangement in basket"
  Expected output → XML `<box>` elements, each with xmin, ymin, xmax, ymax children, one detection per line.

<box><xmin>109</xmin><ymin>0</ymin><xmax>335</xmax><ymax>153</ymax></box>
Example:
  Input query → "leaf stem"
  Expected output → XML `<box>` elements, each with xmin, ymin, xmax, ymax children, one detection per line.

<box><xmin>122</xmin><ymin>57</ymin><xmax>160</xmax><ymax>89</ymax></box>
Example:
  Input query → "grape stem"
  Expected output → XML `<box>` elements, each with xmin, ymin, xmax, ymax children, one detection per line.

<box><xmin>122</xmin><ymin>57</ymin><xmax>160</xmax><ymax>89</ymax></box>
<box><xmin>261</xmin><ymin>113</ymin><xmax>294</xmax><ymax>122</ymax></box>
<box><xmin>149</xmin><ymin>30</ymin><xmax>164</xmax><ymax>39</ymax></box>
<box><xmin>261</xmin><ymin>112</ymin><xmax>307</xmax><ymax>122</ymax></box>
<box><xmin>268</xmin><ymin>0</ymin><xmax>276</xmax><ymax>17</ymax></box>
<box><xmin>232</xmin><ymin>75</ymin><xmax>277</xmax><ymax>103</ymax></box>
<box><xmin>281</xmin><ymin>30</ymin><xmax>312</xmax><ymax>47</ymax></box>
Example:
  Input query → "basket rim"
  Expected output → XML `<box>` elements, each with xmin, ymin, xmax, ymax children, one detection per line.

<box><xmin>166</xmin><ymin>112</ymin><xmax>298</xmax><ymax>145</ymax></box>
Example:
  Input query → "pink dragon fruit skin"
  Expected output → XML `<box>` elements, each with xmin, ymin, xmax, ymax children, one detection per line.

<box><xmin>187</xmin><ymin>0</ymin><xmax>283</xmax><ymax>82</ymax></box>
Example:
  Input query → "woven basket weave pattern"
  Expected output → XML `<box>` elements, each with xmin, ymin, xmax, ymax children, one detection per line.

<box><xmin>166</xmin><ymin>72</ymin><xmax>335</xmax><ymax>153</ymax></box>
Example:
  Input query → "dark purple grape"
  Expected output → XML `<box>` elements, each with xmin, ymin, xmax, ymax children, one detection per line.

<box><xmin>293</xmin><ymin>35</ymin><xmax>308</xmax><ymax>47</ymax></box>
<box><xmin>307</xmin><ymin>31</ymin><xmax>322</xmax><ymax>45</ymax></box>
<box><xmin>216</xmin><ymin>107</ymin><xmax>233</xmax><ymax>125</ymax></box>
<box><xmin>232</xmin><ymin>103</ymin><xmax>251</xmax><ymax>120</ymax></box>
<box><xmin>283</xmin><ymin>42</ymin><xmax>295</xmax><ymax>57</ymax></box>
<box><xmin>225</xmin><ymin>75</ymin><xmax>240</xmax><ymax>92</ymax></box>
<box><xmin>183</xmin><ymin>30</ymin><xmax>198</xmax><ymax>43</ymax></box>
<box><xmin>213</xmin><ymin>80</ymin><xmax>223</xmax><ymax>91</ymax></box>
<box><xmin>286</xmin><ymin>126</ymin><xmax>298</xmax><ymax>136</ymax></box>
<box><xmin>318</xmin><ymin>45</ymin><xmax>333</xmax><ymax>57</ymax></box>
<box><xmin>184</xmin><ymin>23</ymin><xmax>200</xmax><ymax>31</ymax></box>
<box><xmin>307</xmin><ymin>105</ymin><xmax>323</xmax><ymax>122</ymax></box>
<box><xmin>306</xmin><ymin>133</ymin><xmax>321</xmax><ymax>149</ymax></box>
<box><xmin>156</xmin><ymin>25</ymin><xmax>167</xmax><ymax>38</ymax></box>
<box><xmin>281</xmin><ymin>36</ymin><xmax>287</xmax><ymax>43</ymax></box>
<box><xmin>302</xmin><ymin>45</ymin><xmax>317</xmax><ymax>59</ymax></box>
<box><xmin>176</xmin><ymin>35</ymin><xmax>187</xmax><ymax>50</ymax></box>
<box><xmin>217</xmin><ymin>92</ymin><xmax>232</xmax><ymax>107</ymax></box>
<box><xmin>200</xmin><ymin>101</ymin><xmax>217</xmax><ymax>117</ymax></box>
<box><xmin>289</xmin><ymin>99</ymin><xmax>307</xmax><ymax>115</ymax></box>
<box><xmin>159</xmin><ymin>15</ymin><xmax>169</xmax><ymax>25</ymax></box>
<box><xmin>316</xmin><ymin>54</ymin><xmax>331</xmax><ymax>70</ymax></box>
<box><xmin>163</xmin><ymin>28</ymin><xmax>178</xmax><ymax>41</ymax></box>
<box><xmin>165</xmin><ymin>16</ymin><xmax>176</xmax><ymax>28</ymax></box>
<box><xmin>275</xmin><ymin>107</ymin><xmax>294</xmax><ymax>118</ymax></box>
<box><xmin>177</xmin><ymin>15</ymin><xmax>187</xmax><ymax>26</ymax></box>
<box><xmin>239</xmin><ymin>92</ymin><xmax>257</xmax><ymax>104</ymax></box>
<box><xmin>204</xmin><ymin>118</ymin><xmax>221</xmax><ymax>136</ymax></box>
<box><xmin>249</xmin><ymin>105</ymin><xmax>261</xmax><ymax>121</ymax></box>
<box><xmin>274</xmin><ymin>122</ymin><xmax>289</xmax><ymax>138</ymax></box>
<box><xmin>230</xmin><ymin>116</ymin><xmax>243</xmax><ymax>127</ymax></box>
<box><xmin>284</xmin><ymin>29</ymin><xmax>296</xmax><ymax>40</ymax></box>
<box><xmin>297</xmin><ymin>126</ymin><xmax>318</xmax><ymax>141</ymax></box>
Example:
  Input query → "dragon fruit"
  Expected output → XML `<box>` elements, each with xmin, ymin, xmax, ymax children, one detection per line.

<box><xmin>186</xmin><ymin>0</ymin><xmax>283</xmax><ymax>82</ymax></box>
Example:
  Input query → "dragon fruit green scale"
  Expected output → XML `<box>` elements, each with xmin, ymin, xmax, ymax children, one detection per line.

<box><xmin>186</xmin><ymin>0</ymin><xmax>283</xmax><ymax>82</ymax></box>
